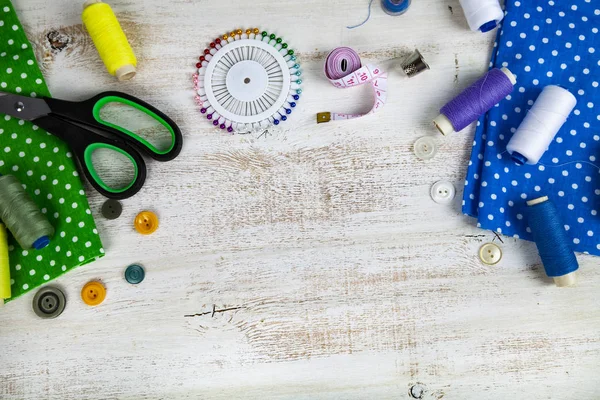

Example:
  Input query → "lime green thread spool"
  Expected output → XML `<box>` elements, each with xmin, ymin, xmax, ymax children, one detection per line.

<box><xmin>0</xmin><ymin>223</ymin><xmax>11</xmax><ymax>305</ymax></box>
<box><xmin>82</xmin><ymin>0</ymin><xmax>137</xmax><ymax>81</ymax></box>
<box><xmin>0</xmin><ymin>175</ymin><xmax>55</xmax><ymax>250</ymax></box>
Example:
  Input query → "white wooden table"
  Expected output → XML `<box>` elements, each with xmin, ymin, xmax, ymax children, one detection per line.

<box><xmin>1</xmin><ymin>0</ymin><xmax>599</xmax><ymax>399</ymax></box>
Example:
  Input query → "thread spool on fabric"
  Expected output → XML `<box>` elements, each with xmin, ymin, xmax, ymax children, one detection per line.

<box><xmin>458</xmin><ymin>0</ymin><xmax>504</xmax><ymax>32</ymax></box>
<box><xmin>434</xmin><ymin>68</ymin><xmax>516</xmax><ymax>136</ymax></box>
<box><xmin>0</xmin><ymin>223</ymin><xmax>11</xmax><ymax>306</ymax></box>
<box><xmin>527</xmin><ymin>196</ymin><xmax>579</xmax><ymax>287</ymax></box>
<box><xmin>381</xmin><ymin>0</ymin><xmax>411</xmax><ymax>15</ymax></box>
<box><xmin>507</xmin><ymin>86</ymin><xmax>577</xmax><ymax>166</ymax></box>
<box><xmin>0</xmin><ymin>175</ymin><xmax>54</xmax><ymax>250</ymax></box>
<box><xmin>82</xmin><ymin>0</ymin><xmax>137</xmax><ymax>81</ymax></box>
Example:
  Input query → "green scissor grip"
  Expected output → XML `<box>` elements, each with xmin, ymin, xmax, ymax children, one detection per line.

<box><xmin>83</xmin><ymin>143</ymin><xmax>139</xmax><ymax>194</ymax></box>
<box><xmin>92</xmin><ymin>95</ymin><xmax>177</xmax><ymax>156</ymax></box>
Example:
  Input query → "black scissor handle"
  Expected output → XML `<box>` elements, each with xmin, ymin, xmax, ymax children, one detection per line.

<box><xmin>43</xmin><ymin>91</ymin><xmax>183</xmax><ymax>162</ymax></box>
<box><xmin>33</xmin><ymin>115</ymin><xmax>147</xmax><ymax>200</ymax></box>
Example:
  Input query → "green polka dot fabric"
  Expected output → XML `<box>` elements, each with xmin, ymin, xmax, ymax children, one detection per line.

<box><xmin>0</xmin><ymin>0</ymin><xmax>104</xmax><ymax>302</ymax></box>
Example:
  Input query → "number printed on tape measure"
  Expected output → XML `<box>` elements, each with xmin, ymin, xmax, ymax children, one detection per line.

<box><xmin>323</xmin><ymin>48</ymin><xmax>388</xmax><ymax>122</ymax></box>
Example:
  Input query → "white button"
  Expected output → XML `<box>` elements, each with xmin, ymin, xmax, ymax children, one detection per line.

<box><xmin>479</xmin><ymin>243</ymin><xmax>502</xmax><ymax>265</ymax></box>
<box><xmin>430</xmin><ymin>181</ymin><xmax>456</xmax><ymax>204</ymax></box>
<box><xmin>414</xmin><ymin>136</ymin><xmax>438</xmax><ymax>160</ymax></box>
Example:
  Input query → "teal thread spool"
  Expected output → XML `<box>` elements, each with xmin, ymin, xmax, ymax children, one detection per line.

<box><xmin>0</xmin><ymin>174</ymin><xmax>55</xmax><ymax>250</ymax></box>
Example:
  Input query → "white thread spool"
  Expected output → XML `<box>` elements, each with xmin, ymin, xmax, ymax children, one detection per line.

<box><xmin>458</xmin><ymin>0</ymin><xmax>504</xmax><ymax>32</ymax></box>
<box><xmin>507</xmin><ymin>85</ymin><xmax>577</xmax><ymax>166</ymax></box>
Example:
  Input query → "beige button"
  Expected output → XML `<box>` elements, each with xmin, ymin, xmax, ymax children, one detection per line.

<box><xmin>479</xmin><ymin>243</ymin><xmax>502</xmax><ymax>265</ymax></box>
<box><xmin>414</xmin><ymin>136</ymin><xmax>438</xmax><ymax>160</ymax></box>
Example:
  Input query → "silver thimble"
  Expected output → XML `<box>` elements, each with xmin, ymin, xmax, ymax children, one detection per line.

<box><xmin>400</xmin><ymin>49</ymin><xmax>430</xmax><ymax>78</ymax></box>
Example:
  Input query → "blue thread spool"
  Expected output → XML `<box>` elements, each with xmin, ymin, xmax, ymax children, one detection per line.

<box><xmin>527</xmin><ymin>196</ymin><xmax>579</xmax><ymax>287</ymax></box>
<box><xmin>381</xmin><ymin>0</ymin><xmax>411</xmax><ymax>15</ymax></box>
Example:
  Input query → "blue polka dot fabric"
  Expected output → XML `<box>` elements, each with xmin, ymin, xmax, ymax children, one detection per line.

<box><xmin>463</xmin><ymin>0</ymin><xmax>600</xmax><ymax>255</ymax></box>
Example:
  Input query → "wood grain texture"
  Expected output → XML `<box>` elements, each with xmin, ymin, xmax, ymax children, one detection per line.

<box><xmin>1</xmin><ymin>0</ymin><xmax>600</xmax><ymax>399</ymax></box>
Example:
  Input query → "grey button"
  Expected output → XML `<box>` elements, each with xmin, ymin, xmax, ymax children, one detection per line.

<box><xmin>102</xmin><ymin>199</ymin><xmax>122</xmax><ymax>220</ymax></box>
<box><xmin>32</xmin><ymin>286</ymin><xmax>66</xmax><ymax>319</ymax></box>
<box><xmin>410</xmin><ymin>384</ymin><xmax>426</xmax><ymax>399</ymax></box>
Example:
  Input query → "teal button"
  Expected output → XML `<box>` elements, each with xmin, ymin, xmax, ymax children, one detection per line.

<box><xmin>125</xmin><ymin>264</ymin><xmax>145</xmax><ymax>284</ymax></box>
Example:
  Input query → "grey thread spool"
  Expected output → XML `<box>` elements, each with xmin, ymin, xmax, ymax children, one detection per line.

<box><xmin>400</xmin><ymin>49</ymin><xmax>430</xmax><ymax>78</ymax></box>
<box><xmin>0</xmin><ymin>174</ymin><xmax>55</xmax><ymax>250</ymax></box>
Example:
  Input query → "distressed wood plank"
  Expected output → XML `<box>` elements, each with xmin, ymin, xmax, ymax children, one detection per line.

<box><xmin>1</xmin><ymin>0</ymin><xmax>599</xmax><ymax>399</ymax></box>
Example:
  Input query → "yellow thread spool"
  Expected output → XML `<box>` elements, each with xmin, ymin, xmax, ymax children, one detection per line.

<box><xmin>0</xmin><ymin>223</ymin><xmax>11</xmax><ymax>306</ymax></box>
<box><xmin>82</xmin><ymin>0</ymin><xmax>137</xmax><ymax>81</ymax></box>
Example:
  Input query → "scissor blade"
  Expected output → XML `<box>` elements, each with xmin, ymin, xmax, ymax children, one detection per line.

<box><xmin>0</xmin><ymin>92</ymin><xmax>51</xmax><ymax>121</ymax></box>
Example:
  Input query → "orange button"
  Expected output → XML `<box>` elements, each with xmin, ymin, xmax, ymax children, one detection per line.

<box><xmin>81</xmin><ymin>281</ymin><xmax>106</xmax><ymax>306</ymax></box>
<box><xmin>134</xmin><ymin>211</ymin><xmax>159</xmax><ymax>235</ymax></box>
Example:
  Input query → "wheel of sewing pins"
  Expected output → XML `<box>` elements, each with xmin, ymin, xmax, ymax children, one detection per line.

<box><xmin>193</xmin><ymin>28</ymin><xmax>302</xmax><ymax>133</ymax></box>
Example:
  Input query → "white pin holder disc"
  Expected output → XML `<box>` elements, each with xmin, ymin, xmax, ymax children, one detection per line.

<box><xmin>193</xmin><ymin>30</ymin><xmax>302</xmax><ymax>133</ymax></box>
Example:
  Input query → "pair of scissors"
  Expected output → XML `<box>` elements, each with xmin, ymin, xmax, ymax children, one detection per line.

<box><xmin>0</xmin><ymin>91</ymin><xmax>183</xmax><ymax>199</ymax></box>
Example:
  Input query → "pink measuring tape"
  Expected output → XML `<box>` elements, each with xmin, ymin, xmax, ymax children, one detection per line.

<box><xmin>317</xmin><ymin>47</ymin><xmax>387</xmax><ymax>123</ymax></box>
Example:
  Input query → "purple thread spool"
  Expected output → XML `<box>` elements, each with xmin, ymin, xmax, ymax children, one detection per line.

<box><xmin>434</xmin><ymin>67</ymin><xmax>516</xmax><ymax>136</ymax></box>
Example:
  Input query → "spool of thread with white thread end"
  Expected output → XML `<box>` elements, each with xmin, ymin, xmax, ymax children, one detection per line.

<box><xmin>458</xmin><ymin>0</ymin><xmax>505</xmax><ymax>32</ymax></box>
<box><xmin>507</xmin><ymin>86</ymin><xmax>577</xmax><ymax>166</ymax></box>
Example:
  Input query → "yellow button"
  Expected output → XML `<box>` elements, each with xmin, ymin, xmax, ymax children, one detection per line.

<box><xmin>479</xmin><ymin>243</ymin><xmax>502</xmax><ymax>265</ymax></box>
<box><xmin>81</xmin><ymin>281</ymin><xmax>106</xmax><ymax>306</ymax></box>
<box><xmin>134</xmin><ymin>211</ymin><xmax>159</xmax><ymax>235</ymax></box>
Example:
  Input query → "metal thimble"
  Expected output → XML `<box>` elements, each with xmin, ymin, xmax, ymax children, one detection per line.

<box><xmin>400</xmin><ymin>49</ymin><xmax>430</xmax><ymax>78</ymax></box>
